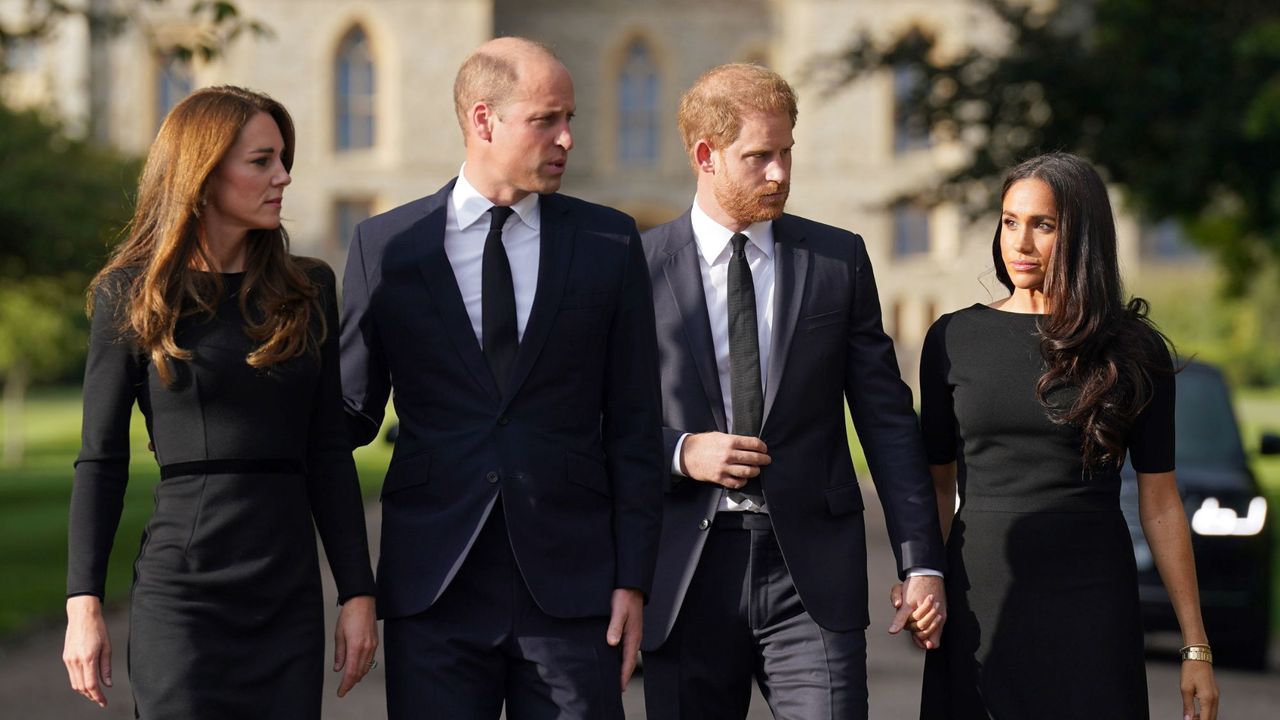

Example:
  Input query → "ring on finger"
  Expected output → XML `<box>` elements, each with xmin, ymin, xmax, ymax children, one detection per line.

<box><xmin>367</xmin><ymin>659</ymin><xmax>378</xmax><ymax>670</ymax></box>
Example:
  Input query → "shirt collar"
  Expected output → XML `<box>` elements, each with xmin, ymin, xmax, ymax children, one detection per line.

<box><xmin>453</xmin><ymin>163</ymin><xmax>541</xmax><ymax>231</ymax></box>
<box><xmin>690</xmin><ymin>194</ymin><xmax>774</xmax><ymax>266</ymax></box>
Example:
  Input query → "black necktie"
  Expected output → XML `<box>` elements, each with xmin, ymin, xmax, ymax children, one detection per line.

<box><xmin>482</xmin><ymin>206</ymin><xmax>518</xmax><ymax>389</ymax></box>
<box><xmin>727</xmin><ymin>233</ymin><xmax>764</xmax><ymax>502</ymax></box>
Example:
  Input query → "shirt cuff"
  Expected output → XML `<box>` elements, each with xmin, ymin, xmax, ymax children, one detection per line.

<box><xmin>671</xmin><ymin>433</ymin><xmax>690</xmax><ymax>476</ymax></box>
<box><xmin>905</xmin><ymin>567</ymin><xmax>944</xmax><ymax>578</ymax></box>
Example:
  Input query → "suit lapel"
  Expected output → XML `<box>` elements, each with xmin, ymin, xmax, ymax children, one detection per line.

<box><xmin>662</xmin><ymin>213</ymin><xmax>728</xmax><ymax>433</ymax></box>
<box><xmin>762</xmin><ymin>216</ymin><xmax>808</xmax><ymax>428</ymax></box>
<box><xmin>501</xmin><ymin>193</ymin><xmax>573</xmax><ymax>408</ymax></box>
<box><xmin>416</xmin><ymin>180</ymin><xmax>503</xmax><ymax>404</ymax></box>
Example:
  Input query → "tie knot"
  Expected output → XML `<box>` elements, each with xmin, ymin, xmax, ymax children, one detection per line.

<box><xmin>488</xmin><ymin>205</ymin><xmax>515</xmax><ymax>233</ymax></box>
<box><xmin>730</xmin><ymin>233</ymin><xmax>750</xmax><ymax>258</ymax></box>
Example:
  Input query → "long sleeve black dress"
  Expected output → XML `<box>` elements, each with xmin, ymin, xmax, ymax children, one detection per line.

<box><xmin>67</xmin><ymin>262</ymin><xmax>376</xmax><ymax>719</ymax></box>
<box><xmin>918</xmin><ymin>304</ymin><xmax>1174</xmax><ymax>719</ymax></box>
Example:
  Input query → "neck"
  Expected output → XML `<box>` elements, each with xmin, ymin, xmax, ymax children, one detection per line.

<box><xmin>694</xmin><ymin>188</ymin><xmax>750</xmax><ymax>233</ymax></box>
<box><xmin>1001</xmin><ymin>287</ymin><xmax>1050</xmax><ymax>314</ymax></box>
<box><xmin>196</xmin><ymin>223</ymin><xmax>249</xmax><ymax>273</ymax></box>
<box><xmin>463</xmin><ymin>158</ymin><xmax>531</xmax><ymax>207</ymax></box>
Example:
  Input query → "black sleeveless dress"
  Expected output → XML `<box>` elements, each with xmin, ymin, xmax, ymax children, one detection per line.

<box><xmin>918</xmin><ymin>304</ymin><xmax>1174</xmax><ymax>719</ymax></box>
<box><xmin>67</xmin><ymin>264</ymin><xmax>375</xmax><ymax>719</ymax></box>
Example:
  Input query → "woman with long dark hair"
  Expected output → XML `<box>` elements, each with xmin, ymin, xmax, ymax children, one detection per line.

<box><xmin>913</xmin><ymin>153</ymin><xmax>1218</xmax><ymax>718</ymax></box>
<box><xmin>61</xmin><ymin>86</ymin><xmax>377</xmax><ymax>717</ymax></box>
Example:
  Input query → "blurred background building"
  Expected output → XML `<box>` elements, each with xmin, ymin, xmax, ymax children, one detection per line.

<box><xmin>0</xmin><ymin>0</ymin><xmax>1205</xmax><ymax>383</ymax></box>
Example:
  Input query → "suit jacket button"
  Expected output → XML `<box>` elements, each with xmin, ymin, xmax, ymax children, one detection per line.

<box><xmin>498</xmin><ymin>416</ymin><xmax>510</xmax><ymax>426</ymax></box>
<box><xmin>698</xmin><ymin>518</ymin><xmax>710</xmax><ymax>530</ymax></box>
<box><xmin>486</xmin><ymin>471</ymin><xmax>499</xmax><ymax>483</ymax></box>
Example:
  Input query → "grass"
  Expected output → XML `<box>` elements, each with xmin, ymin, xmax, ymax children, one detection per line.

<box><xmin>0</xmin><ymin>386</ymin><xmax>392</xmax><ymax>637</ymax></box>
<box><xmin>2</xmin><ymin>386</ymin><xmax>1278</xmax><ymax>639</ymax></box>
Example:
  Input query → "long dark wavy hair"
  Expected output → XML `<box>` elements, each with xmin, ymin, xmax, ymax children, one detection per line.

<box><xmin>992</xmin><ymin>152</ymin><xmax>1174</xmax><ymax>469</ymax></box>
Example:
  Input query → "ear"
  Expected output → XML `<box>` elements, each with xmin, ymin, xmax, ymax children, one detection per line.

<box><xmin>470</xmin><ymin>102</ymin><xmax>497</xmax><ymax>143</ymax></box>
<box><xmin>694</xmin><ymin>139</ymin><xmax>716</xmax><ymax>174</ymax></box>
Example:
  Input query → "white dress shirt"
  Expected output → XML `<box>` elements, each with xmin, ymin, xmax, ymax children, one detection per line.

<box><xmin>444</xmin><ymin>164</ymin><xmax>541</xmax><ymax>346</ymax></box>
<box><xmin>672</xmin><ymin>197</ymin><xmax>776</xmax><ymax>512</ymax></box>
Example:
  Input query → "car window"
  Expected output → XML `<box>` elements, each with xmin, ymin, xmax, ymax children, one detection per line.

<box><xmin>1174</xmin><ymin>366</ymin><xmax>1248</xmax><ymax>469</ymax></box>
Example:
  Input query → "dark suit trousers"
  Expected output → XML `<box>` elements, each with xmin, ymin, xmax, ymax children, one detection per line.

<box><xmin>384</xmin><ymin>501</ymin><xmax>623</xmax><ymax>720</ymax></box>
<box><xmin>643</xmin><ymin>513</ymin><xmax>868</xmax><ymax>720</ymax></box>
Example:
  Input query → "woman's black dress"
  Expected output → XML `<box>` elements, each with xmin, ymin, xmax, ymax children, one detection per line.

<box><xmin>67</xmin><ymin>264</ymin><xmax>376</xmax><ymax>719</ymax></box>
<box><xmin>918</xmin><ymin>304</ymin><xmax>1174</xmax><ymax>719</ymax></box>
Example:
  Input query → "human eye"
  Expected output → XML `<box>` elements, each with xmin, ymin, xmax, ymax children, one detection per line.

<box><xmin>1002</xmin><ymin>217</ymin><xmax>1018</xmax><ymax>229</ymax></box>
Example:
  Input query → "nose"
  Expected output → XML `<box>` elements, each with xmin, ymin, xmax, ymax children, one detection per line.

<box><xmin>275</xmin><ymin>166</ymin><xmax>292</xmax><ymax>188</ymax></box>
<box><xmin>765</xmin><ymin>157</ymin><xmax>789</xmax><ymax>185</ymax></box>
<box><xmin>557</xmin><ymin>122</ymin><xmax>573</xmax><ymax>152</ymax></box>
<box><xmin>1012</xmin><ymin>224</ymin><xmax>1035</xmax><ymax>253</ymax></box>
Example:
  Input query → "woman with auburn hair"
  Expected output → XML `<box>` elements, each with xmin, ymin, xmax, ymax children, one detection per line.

<box><xmin>62</xmin><ymin>86</ymin><xmax>377</xmax><ymax>717</ymax></box>
<box><xmin>907</xmin><ymin>153</ymin><xmax>1218</xmax><ymax>718</ymax></box>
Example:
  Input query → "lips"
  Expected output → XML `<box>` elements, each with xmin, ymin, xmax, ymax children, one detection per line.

<box><xmin>1010</xmin><ymin>261</ymin><xmax>1039</xmax><ymax>271</ymax></box>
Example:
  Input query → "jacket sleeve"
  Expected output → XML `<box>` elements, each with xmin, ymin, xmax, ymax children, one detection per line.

<box><xmin>601</xmin><ymin>225</ymin><xmax>666</xmax><ymax>595</ymax></box>
<box><xmin>842</xmin><ymin>234</ymin><xmax>946</xmax><ymax>577</ymax></box>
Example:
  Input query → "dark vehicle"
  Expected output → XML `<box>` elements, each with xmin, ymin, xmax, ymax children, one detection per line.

<box><xmin>1121</xmin><ymin>361</ymin><xmax>1280</xmax><ymax>669</ymax></box>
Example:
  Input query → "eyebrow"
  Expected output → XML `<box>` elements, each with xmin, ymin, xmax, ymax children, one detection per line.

<box><xmin>248</xmin><ymin>146</ymin><xmax>276</xmax><ymax>154</ymax></box>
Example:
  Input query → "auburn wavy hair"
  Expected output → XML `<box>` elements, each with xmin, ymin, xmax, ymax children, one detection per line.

<box><xmin>992</xmin><ymin>152</ymin><xmax>1174</xmax><ymax>469</ymax></box>
<box><xmin>89</xmin><ymin>86</ymin><xmax>322</xmax><ymax>386</ymax></box>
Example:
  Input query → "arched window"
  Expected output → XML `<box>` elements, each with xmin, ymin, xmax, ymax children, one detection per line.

<box><xmin>156</xmin><ymin>51</ymin><xmax>193</xmax><ymax>132</ymax></box>
<box><xmin>618</xmin><ymin>39</ymin><xmax>659</xmax><ymax>167</ymax></box>
<box><xmin>893</xmin><ymin>64</ymin><xmax>930</xmax><ymax>153</ymax></box>
<box><xmin>335</xmin><ymin>26</ymin><xmax>375</xmax><ymax>150</ymax></box>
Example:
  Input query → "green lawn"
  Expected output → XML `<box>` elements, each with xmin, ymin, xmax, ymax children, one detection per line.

<box><xmin>2</xmin><ymin>386</ymin><xmax>1278</xmax><ymax>639</ymax></box>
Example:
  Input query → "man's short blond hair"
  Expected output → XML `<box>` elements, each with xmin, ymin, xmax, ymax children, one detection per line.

<box><xmin>677</xmin><ymin>63</ymin><xmax>798</xmax><ymax>169</ymax></box>
<box><xmin>453</xmin><ymin>37</ymin><xmax>559</xmax><ymax>136</ymax></box>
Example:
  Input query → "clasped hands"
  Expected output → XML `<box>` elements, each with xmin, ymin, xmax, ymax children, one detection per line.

<box><xmin>889</xmin><ymin>576</ymin><xmax>946</xmax><ymax>650</ymax></box>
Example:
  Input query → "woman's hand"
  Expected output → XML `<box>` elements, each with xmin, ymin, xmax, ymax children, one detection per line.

<box><xmin>888</xmin><ymin>581</ymin><xmax>944</xmax><ymax>649</ymax></box>
<box><xmin>63</xmin><ymin>595</ymin><xmax>111</xmax><ymax>708</ymax></box>
<box><xmin>334</xmin><ymin>595</ymin><xmax>378</xmax><ymax>698</ymax></box>
<box><xmin>1180</xmin><ymin>659</ymin><xmax>1218</xmax><ymax>720</ymax></box>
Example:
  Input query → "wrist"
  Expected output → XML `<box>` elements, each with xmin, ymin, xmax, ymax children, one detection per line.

<box><xmin>66</xmin><ymin>594</ymin><xmax>103</xmax><ymax>618</ymax></box>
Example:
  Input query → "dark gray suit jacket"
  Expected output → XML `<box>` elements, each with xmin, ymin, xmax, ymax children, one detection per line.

<box><xmin>640</xmin><ymin>210</ymin><xmax>945</xmax><ymax>650</ymax></box>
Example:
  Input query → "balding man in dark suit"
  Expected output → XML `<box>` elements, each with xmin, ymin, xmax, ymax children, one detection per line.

<box><xmin>340</xmin><ymin>37</ymin><xmax>664</xmax><ymax>719</ymax></box>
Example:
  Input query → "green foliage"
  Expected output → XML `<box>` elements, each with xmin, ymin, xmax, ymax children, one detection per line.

<box><xmin>0</xmin><ymin>277</ymin><xmax>86</xmax><ymax>384</ymax></box>
<box><xmin>0</xmin><ymin>105</ymin><xmax>137</xmax><ymax>385</ymax></box>
<box><xmin>1140</xmin><ymin>266</ymin><xmax>1280</xmax><ymax>388</ymax></box>
<box><xmin>811</xmin><ymin>0</ymin><xmax>1280</xmax><ymax>293</ymax></box>
<box><xmin>0</xmin><ymin>104</ymin><xmax>138</xmax><ymax>279</ymax></box>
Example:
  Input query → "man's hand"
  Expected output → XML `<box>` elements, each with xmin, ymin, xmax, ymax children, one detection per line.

<box><xmin>888</xmin><ymin>576</ymin><xmax>947</xmax><ymax>650</ymax></box>
<box><xmin>333</xmin><ymin>595</ymin><xmax>379</xmax><ymax>698</ymax></box>
<box><xmin>679</xmin><ymin>432</ymin><xmax>770</xmax><ymax>488</ymax></box>
<box><xmin>63</xmin><ymin>595</ymin><xmax>111</xmax><ymax>708</ymax></box>
<box><xmin>606</xmin><ymin>588</ymin><xmax>644</xmax><ymax>691</ymax></box>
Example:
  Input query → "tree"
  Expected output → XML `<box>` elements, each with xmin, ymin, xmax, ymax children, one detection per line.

<box><xmin>810</xmin><ymin>0</ymin><xmax>1280</xmax><ymax>293</ymax></box>
<box><xmin>0</xmin><ymin>1</ymin><xmax>269</xmax><ymax>67</ymax></box>
<box><xmin>0</xmin><ymin>103</ymin><xmax>137</xmax><ymax>464</ymax></box>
